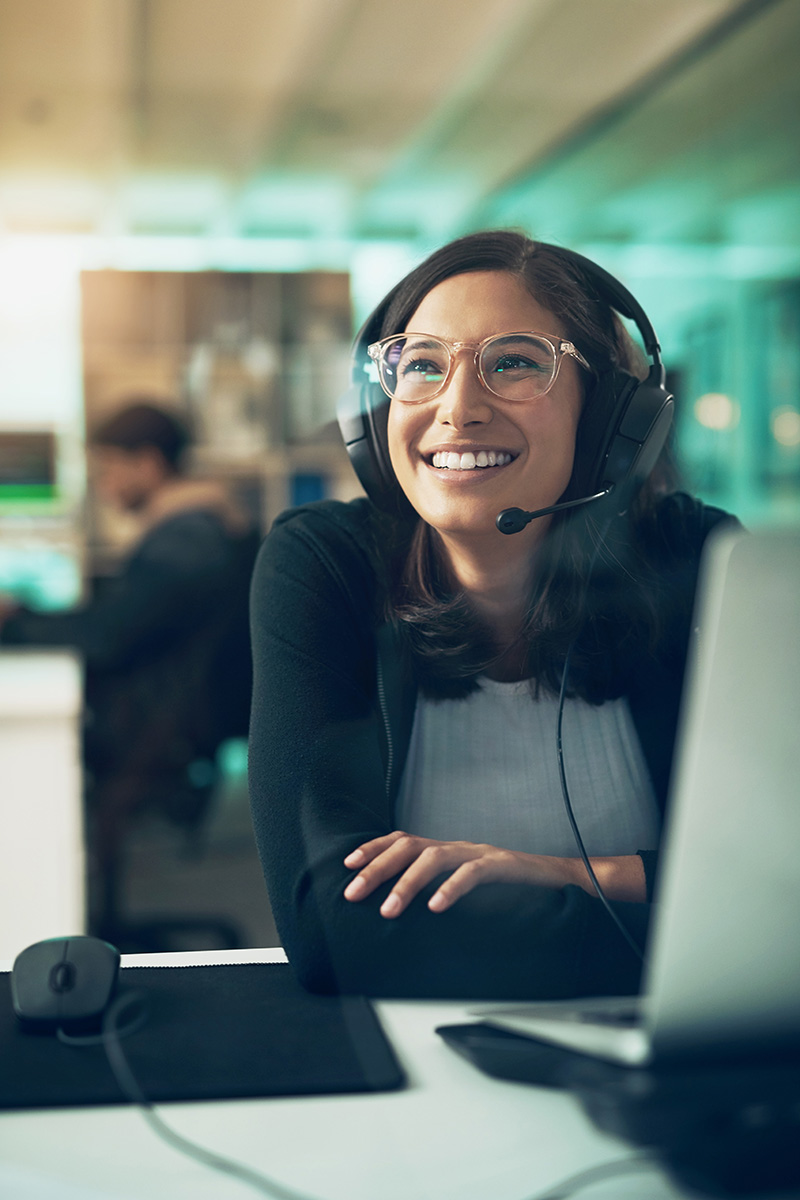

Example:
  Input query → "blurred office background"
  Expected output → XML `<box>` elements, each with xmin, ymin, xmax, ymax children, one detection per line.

<box><xmin>0</xmin><ymin>0</ymin><xmax>798</xmax><ymax>954</ymax></box>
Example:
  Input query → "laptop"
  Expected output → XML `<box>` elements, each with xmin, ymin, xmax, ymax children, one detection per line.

<box><xmin>473</xmin><ymin>523</ymin><xmax>800</xmax><ymax>1066</ymax></box>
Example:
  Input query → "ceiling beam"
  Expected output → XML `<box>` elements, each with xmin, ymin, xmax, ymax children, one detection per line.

<box><xmin>465</xmin><ymin>0</ymin><xmax>787</xmax><ymax>230</ymax></box>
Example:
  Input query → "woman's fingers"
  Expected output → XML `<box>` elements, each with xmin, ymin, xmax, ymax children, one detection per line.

<box><xmin>343</xmin><ymin>833</ymin><xmax>425</xmax><ymax>901</ymax></box>
<box><xmin>378</xmin><ymin>842</ymin><xmax>496</xmax><ymax>918</ymax></box>
<box><xmin>377</xmin><ymin>842</ymin><xmax>463</xmax><ymax>916</ymax></box>
<box><xmin>427</xmin><ymin>855</ymin><xmax>509</xmax><ymax>912</ymax></box>
<box><xmin>343</xmin><ymin>830</ymin><xmax>406</xmax><ymax>869</ymax></box>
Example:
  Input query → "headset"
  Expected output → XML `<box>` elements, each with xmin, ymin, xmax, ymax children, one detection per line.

<box><xmin>337</xmin><ymin>248</ymin><xmax>674</xmax><ymax>528</ymax></box>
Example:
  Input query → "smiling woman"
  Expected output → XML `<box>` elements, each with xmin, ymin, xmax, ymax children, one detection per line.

<box><xmin>247</xmin><ymin>230</ymin><xmax>737</xmax><ymax>1000</ymax></box>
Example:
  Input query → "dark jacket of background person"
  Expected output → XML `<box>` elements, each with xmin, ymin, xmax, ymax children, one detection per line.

<box><xmin>2</xmin><ymin>478</ymin><xmax>258</xmax><ymax>807</ymax></box>
<box><xmin>248</xmin><ymin>492</ymin><xmax>735</xmax><ymax>1001</ymax></box>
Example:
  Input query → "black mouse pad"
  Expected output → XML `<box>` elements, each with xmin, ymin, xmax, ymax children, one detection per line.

<box><xmin>0</xmin><ymin>962</ymin><xmax>405</xmax><ymax>1109</ymax></box>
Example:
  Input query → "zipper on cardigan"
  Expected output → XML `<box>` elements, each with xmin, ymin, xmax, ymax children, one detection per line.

<box><xmin>376</xmin><ymin>656</ymin><xmax>394</xmax><ymax>801</ymax></box>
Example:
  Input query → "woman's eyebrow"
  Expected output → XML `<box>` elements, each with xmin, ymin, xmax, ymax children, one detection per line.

<box><xmin>400</xmin><ymin>335</ymin><xmax>443</xmax><ymax>352</ymax></box>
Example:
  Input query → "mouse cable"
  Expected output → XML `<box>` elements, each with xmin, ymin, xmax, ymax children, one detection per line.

<box><xmin>554</xmin><ymin>507</ymin><xmax>646</xmax><ymax>963</ymax></box>
<box><xmin>62</xmin><ymin>991</ymin><xmax>326</xmax><ymax>1200</ymax></box>
<box><xmin>67</xmin><ymin>995</ymin><xmax>660</xmax><ymax>1200</ymax></box>
<box><xmin>523</xmin><ymin>1151</ymin><xmax>656</xmax><ymax>1200</ymax></box>
<box><xmin>56</xmin><ymin>991</ymin><xmax>149</xmax><ymax>1047</ymax></box>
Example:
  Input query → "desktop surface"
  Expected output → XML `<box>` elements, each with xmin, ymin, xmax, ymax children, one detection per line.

<box><xmin>0</xmin><ymin>948</ymin><xmax>699</xmax><ymax>1200</ymax></box>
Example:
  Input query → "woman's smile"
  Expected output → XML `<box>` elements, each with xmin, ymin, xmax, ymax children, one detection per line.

<box><xmin>424</xmin><ymin>445</ymin><xmax>519</xmax><ymax>473</ymax></box>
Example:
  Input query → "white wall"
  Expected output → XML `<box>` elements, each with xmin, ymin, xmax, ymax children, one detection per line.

<box><xmin>0</xmin><ymin>650</ymin><xmax>85</xmax><ymax>958</ymax></box>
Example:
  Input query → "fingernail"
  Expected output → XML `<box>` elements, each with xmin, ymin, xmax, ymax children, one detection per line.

<box><xmin>380</xmin><ymin>894</ymin><xmax>401</xmax><ymax>918</ymax></box>
<box><xmin>344</xmin><ymin>876</ymin><xmax>366</xmax><ymax>900</ymax></box>
<box><xmin>428</xmin><ymin>891</ymin><xmax>447</xmax><ymax>912</ymax></box>
<box><xmin>344</xmin><ymin>849</ymin><xmax>364</xmax><ymax>867</ymax></box>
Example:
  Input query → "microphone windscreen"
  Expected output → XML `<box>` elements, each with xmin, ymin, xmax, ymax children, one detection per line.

<box><xmin>496</xmin><ymin>508</ymin><xmax>529</xmax><ymax>535</ymax></box>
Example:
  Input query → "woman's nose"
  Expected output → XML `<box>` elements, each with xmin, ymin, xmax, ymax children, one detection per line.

<box><xmin>434</xmin><ymin>359</ymin><xmax>494</xmax><ymax>426</ymax></box>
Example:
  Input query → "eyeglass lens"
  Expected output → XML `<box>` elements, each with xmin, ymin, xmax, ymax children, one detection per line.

<box><xmin>381</xmin><ymin>334</ymin><xmax>557</xmax><ymax>401</ymax></box>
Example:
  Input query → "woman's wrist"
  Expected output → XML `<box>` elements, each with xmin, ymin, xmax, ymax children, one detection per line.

<box><xmin>515</xmin><ymin>852</ymin><xmax>647</xmax><ymax>902</ymax></box>
<box><xmin>516</xmin><ymin>852</ymin><xmax>587</xmax><ymax>891</ymax></box>
<box><xmin>566</xmin><ymin>854</ymin><xmax>647</xmax><ymax>903</ymax></box>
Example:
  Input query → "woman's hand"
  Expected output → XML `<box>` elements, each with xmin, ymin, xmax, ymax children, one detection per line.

<box><xmin>343</xmin><ymin>832</ymin><xmax>648</xmax><ymax>915</ymax></box>
<box><xmin>343</xmin><ymin>831</ymin><xmax>580</xmax><ymax>918</ymax></box>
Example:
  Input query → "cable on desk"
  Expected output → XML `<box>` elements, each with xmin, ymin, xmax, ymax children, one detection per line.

<box><xmin>56</xmin><ymin>991</ymin><xmax>149</xmax><ymax>1046</ymax></box>
<box><xmin>61</xmin><ymin>994</ymin><xmax>657</xmax><ymax>1200</ymax></box>
<box><xmin>525</xmin><ymin>1152</ymin><xmax>657</xmax><ymax>1200</ymax></box>
<box><xmin>62</xmin><ymin>991</ymin><xmax>325</xmax><ymax>1200</ymax></box>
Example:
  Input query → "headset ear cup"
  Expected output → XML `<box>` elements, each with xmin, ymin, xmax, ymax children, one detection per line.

<box><xmin>363</xmin><ymin>388</ymin><xmax>393</xmax><ymax>494</ymax></box>
<box><xmin>337</xmin><ymin>286</ymin><xmax>413</xmax><ymax>516</ymax></box>
<box><xmin>579</xmin><ymin>369</ymin><xmax>674</xmax><ymax>513</ymax></box>
<box><xmin>337</xmin><ymin>382</ymin><xmax>413</xmax><ymax>516</ymax></box>
<box><xmin>576</xmin><ymin>370</ymin><xmax>636</xmax><ymax>495</ymax></box>
<box><xmin>365</xmin><ymin>390</ymin><xmax>416</xmax><ymax>518</ymax></box>
<box><xmin>619</xmin><ymin>381</ymin><xmax>674</xmax><ymax>496</ymax></box>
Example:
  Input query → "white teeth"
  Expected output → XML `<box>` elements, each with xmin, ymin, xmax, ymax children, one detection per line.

<box><xmin>431</xmin><ymin>450</ymin><xmax>513</xmax><ymax>470</ymax></box>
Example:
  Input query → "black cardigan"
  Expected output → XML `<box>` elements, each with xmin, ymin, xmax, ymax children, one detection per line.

<box><xmin>248</xmin><ymin>494</ymin><xmax>733</xmax><ymax>1000</ymax></box>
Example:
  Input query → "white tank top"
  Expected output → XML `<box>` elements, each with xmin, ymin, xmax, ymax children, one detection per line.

<box><xmin>394</xmin><ymin>677</ymin><xmax>661</xmax><ymax>858</ymax></box>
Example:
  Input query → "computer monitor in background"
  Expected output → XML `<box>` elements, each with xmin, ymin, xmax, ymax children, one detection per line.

<box><xmin>0</xmin><ymin>430</ymin><xmax>58</xmax><ymax>506</ymax></box>
<box><xmin>0</xmin><ymin>429</ymin><xmax>82</xmax><ymax>611</ymax></box>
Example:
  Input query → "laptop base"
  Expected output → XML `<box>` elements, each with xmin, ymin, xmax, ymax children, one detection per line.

<box><xmin>438</xmin><ymin>1023</ymin><xmax>800</xmax><ymax>1196</ymax></box>
<box><xmin>562</xmin><ymin>1049</ymin><xmax>800</xmax><ymax>1197</ymax></box>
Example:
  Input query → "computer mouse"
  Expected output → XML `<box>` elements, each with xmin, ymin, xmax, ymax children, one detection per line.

<box><xmin>11</xmin><ymin>935</ymin><xmax>120</xmax><ymax>1028</ymax></box>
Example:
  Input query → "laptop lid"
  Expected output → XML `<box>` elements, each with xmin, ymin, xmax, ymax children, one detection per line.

<box><xmin>645</xmin><ymin>523</ymin><xmax>800</xmax><ymax>1060</ymax></box>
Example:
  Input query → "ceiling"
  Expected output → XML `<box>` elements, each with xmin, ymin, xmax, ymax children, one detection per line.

<box><xmin>0</xmin><ymin>0</ymin><xmax>797</xmax><ymax>253</ymax></box>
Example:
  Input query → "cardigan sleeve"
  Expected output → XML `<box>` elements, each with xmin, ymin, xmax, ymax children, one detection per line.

<box><xmin>248</xmin><ymin>501</ymin><xmax>647</xmax><ymax>1000</ymax></box>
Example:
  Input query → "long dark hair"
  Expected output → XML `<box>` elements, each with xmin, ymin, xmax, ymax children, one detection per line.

<box><xmin>373</xmin><ymin>230</ymin><xmax>677</xmax><ymax>701</ymax></box>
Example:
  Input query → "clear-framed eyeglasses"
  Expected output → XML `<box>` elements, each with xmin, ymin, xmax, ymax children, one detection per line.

<box><xmin>367</xmin><ymin>331</ymin><xmax>592</xmax><ymax>404</ymax></box>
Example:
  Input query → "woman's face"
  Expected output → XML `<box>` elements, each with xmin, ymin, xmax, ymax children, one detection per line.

<box><xmin>387</xmin><ymin>270</ymin><xmax>584</xmax><ymax>542</ymax></box>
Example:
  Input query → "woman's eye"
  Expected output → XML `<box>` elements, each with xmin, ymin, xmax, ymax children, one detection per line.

<box><xmin>490</xmin><ymin>353</ymin><xmax>549</xmax><ymax>374</ymax></box>
<box><xmin>400</xmin><ymin>356</ymin><xmax>446</xmax><ymax>382</ymax></box>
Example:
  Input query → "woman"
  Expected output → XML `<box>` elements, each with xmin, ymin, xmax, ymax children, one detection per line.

<box><xmin>248</xmin><ymin>231</ymin><xmax>733</xmax><ymax>999</ymax></box>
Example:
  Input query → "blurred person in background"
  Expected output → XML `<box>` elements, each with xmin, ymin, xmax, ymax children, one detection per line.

<box><xmin>0</xmin><ymin>401</ymin><xmax>259</xmax><ymax>943</ymax></box>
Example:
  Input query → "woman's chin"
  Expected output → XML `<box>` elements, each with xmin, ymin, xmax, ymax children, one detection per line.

<box><xmin>406</xmin><ymin>481</ymin><xmax>563</xmax><ymax>545</ymax></box>
<box><xmin>413</xmin><ymin>497</ymin><xmax>514</xmax><ymax>540</ymax></box>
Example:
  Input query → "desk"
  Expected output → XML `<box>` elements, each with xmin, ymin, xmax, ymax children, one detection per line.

<box><xmin>0</xmin><ymin>949</ymin><xmax>694</xmax><ymax>1200</ymax></box>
